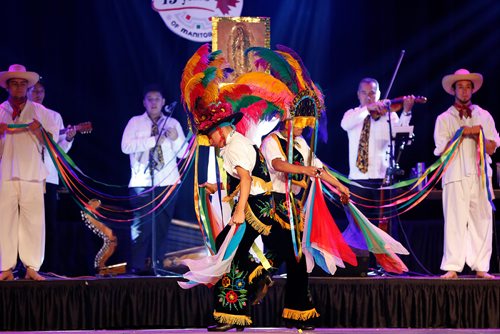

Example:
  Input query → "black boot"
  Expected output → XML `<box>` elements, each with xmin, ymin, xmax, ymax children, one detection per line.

<box><xmin>207</xmin><ymin>323</ymin><xmax>245</xmax><ymax>332</ymax></box>
<box><xmin>285</xmin><ymin>319</ymin><xmax>315</xmax><ymax>331</ymax></box>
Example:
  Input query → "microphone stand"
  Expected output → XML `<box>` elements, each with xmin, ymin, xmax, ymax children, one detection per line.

<box><xmin>146</xmin><ymin>113</ymin><xmax>169</xmax><ymax>276</ymax></box>
<box><xmin>375</xmin><ymin>51</ymin><xmax>406</xmax><ymax>277</ymax></box>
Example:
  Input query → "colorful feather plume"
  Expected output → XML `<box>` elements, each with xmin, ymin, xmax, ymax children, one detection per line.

<box><xmin>235</xmin><ymin>72</ymin><xmax>294</xmax><ymax>118</ymax></box>
<box><xmin>180</xmin><ymin>43</ymin><xmax>211</xmax><ymax>98</ymax></box>
<box><xmin>183</xmin><ymin>72</ymin><xmax>206</xmax><ymax>114</ymax></box>
<box><xmin>234</xmin><ymin>99</ymin><xmax>278</xmax><ymax>136</ymax></box>
<box><xmin>201</xmin><ymin>66</ymin><xmax>218</xmax><ymax>87</ymax></box>
<box><xmin>276</xmin><ymin>44</ymin><xmax>313</xmax><ymax>88</ymax></box>
<box><xmin>219</xmin><ymin>83</ymin><xmax>253</xmax><ymax>102</ymax></box>
<box><xmin>245</xmin><ymin>46</ymin><xmax>299</xmax><ymax>94</ymax></box>
<box><xmin>275</xmin><ymin>51</ymin><xmax>308</xmax><ymax>92</ymax></box>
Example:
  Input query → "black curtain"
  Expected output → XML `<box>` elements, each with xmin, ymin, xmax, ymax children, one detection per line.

<box><xmin>0</xmin><ymin>277</ymin><xmax>498</xmax><ymax>330</ymax></box>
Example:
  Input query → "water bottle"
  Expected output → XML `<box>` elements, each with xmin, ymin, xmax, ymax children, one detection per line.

<box><xmin>416</xmin><ymin>162</ymin><xmax>427</xmax><ymax>191</ymax></box>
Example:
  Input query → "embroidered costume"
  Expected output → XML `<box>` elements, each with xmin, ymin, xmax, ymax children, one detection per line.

<box><xmin>178</xmin><ymin>44</ymin><xmax>284</xmax><ymax>329</ymax></box>
<box><xmin>212</xmin><ymin>131</ymin><xmax>275</xmax><ymax>326</ymax></box>
<box><xmin>261</xmin><ymin>130</ymin><xmax>321</xmax><ymax>322</ymax></box>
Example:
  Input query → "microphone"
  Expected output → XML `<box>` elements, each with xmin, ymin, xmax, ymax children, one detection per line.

<box><xmin>164</xmin><ymin>101</ymin><xmax>177</xmax><ymax>114</ymax></box>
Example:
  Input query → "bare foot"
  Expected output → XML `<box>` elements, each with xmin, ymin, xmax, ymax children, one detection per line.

<box><xmin>476</xmin><ymin>271</ymin><xmax>494</xmax><ymax>279</ymax></box>
<box><xmin>25</xmin><ymin>267</ymin><xmax>45</xmax><ymax>281</ymax></box>
<box><xmin>440</xmin><ymin>271</ymin><xmax>458</xmax><ymax>279</ymax></box>
<box><xmin>0</xmin><ymin>270</ymin><xmax>14</xmax><ymax>281</ymax></box>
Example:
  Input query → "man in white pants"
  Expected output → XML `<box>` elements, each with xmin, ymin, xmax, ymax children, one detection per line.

<box><xmin>0</xmin><ymin>64</ymin><xmax>59</xmax><ymax>281</ymax></box>
<box><xmin>434</xmin><ymin>69</ymin><xmax>499</xmax><ymax>279</ymax></box>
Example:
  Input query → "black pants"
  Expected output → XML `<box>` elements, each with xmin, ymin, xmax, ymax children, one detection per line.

<box><xmin>129</xmin><ymin>186</ymin><xmax>177</xmax><ymax>272</ymax></box>
<box><xmin>263</xmin><ymin>192</ymin><xmax>317</xmax><ymax>321</ymax></box>
<box><xmin>211</xmin><ymin>194</ymin><xmax>274</xmax><ymax>326</ymax></box>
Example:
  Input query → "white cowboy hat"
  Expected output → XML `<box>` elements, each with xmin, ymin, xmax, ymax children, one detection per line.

<box><xmin>0</xmin><ymin>64</ymin><xmax>39</xmax><ymax>89</ymax></box>
<box><xmin>442</xmin><ymin>68</ymin><xmax>483</xmax><ymax>95</ymax></box>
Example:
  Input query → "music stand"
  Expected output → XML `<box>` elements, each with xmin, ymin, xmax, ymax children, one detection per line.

<box><xmin>392</xmin><ymin>125</ymin><xmax>414</xmax><ymax>177</ymax></box>
<box><xmin>374</xmin><ymin>120</ymin><xmax>414</xmax><ymax>276</ymax></box>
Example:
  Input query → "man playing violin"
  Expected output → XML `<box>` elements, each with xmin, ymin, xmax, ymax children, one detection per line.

<box><xmin>341</xmin><ymin>78</ymin><xmax>415</xmax><ymax>273</ymax></box>
<box><xmin>434</xmin><ymin>69</ymin><xmax>499</xmax><ymax>279</ymax></box>
<box><xmin>341</xmin><ymin>77</ymin><xmax>416</xmax><ymax>182</ymax></box>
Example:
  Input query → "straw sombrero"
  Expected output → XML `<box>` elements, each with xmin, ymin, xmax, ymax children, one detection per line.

<box><xmin>0</xmin><ymin>64</ymin><xmax>39</xmax><ymax>89</ymax></box>
<box><xmin>442</xmin><ymin>68</ymin><xmax>483</xmax><ymax>95</ymax></box>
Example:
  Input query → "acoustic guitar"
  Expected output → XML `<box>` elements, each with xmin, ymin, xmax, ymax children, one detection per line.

<box><xmin>59</xmin><ymin>121</ymin><xmax>93</xmax><ymax>135</ymax></box>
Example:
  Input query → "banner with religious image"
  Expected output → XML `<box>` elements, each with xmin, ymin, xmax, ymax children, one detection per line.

<box><xmin>212</xmin><ymin>16</ymin><xmax>270</xmax><ymax>81</ymax></box>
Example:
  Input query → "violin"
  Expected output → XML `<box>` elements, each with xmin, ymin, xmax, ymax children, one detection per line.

<box><xmin>387</xmin><ymin>95</ymin><xmax>427</xmax><ymax>112</ymax></box>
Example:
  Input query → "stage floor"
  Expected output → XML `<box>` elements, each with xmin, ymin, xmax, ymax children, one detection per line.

<box><xmin>0</xmin><ymin>274</ymin><xmax>498</xmax><ymax>332</ymax></box>
<box><xmin>7</xmin><ymin>328</ymin><xmax>500</xmax><ymax>333</ymax></box>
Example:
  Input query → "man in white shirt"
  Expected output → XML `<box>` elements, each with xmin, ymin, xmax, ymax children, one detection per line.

<box><xmin>121</xmin><ymin>85</ymin><xmax>188</xmax><ymax>275</ymax></box>
<box><xmin>341</xmin><ymin>78</ymin><xmax>415</xmax><ymax>232</ymax></box>
<box><xmin>27</xmin><ymin>80</ymin><xmax>77</xmax><ymax>274</ymax></box>
<box><xmin>434</xmin><ymin>69</ymin><xmax>499</xmax><ymax>279</ymax></box>
<box><xmin>341</xmin><ymin>78</ymin><xmax>415</xmax><ymax>182</ymax></box>
<box><xmin>0</xmin><ymin>64</ymin><xmax>59</xmax><ymax>281</ymax></box>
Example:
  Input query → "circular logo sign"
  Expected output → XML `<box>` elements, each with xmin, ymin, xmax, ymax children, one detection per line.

<box><xmin>152</xmin><ymin>0</ymin><xmax>244</xmax><ymax>42</ymax></box>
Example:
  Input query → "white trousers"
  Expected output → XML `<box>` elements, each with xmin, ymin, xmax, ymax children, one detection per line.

<box><xmin>441</xmin><ymin>175</ymin><xmax>493</xmax><ymax>272</ymax></box>
<box><xmin>0</xmin><ymin>180</ymin><xmax>45</xmax><ymax>271</ymax></box>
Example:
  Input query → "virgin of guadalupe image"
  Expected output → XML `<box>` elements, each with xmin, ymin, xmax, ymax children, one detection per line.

<box><xmin>226</xmin><ymin>23</ymin><xmax>256</xmax><ymax>79</ymax></box>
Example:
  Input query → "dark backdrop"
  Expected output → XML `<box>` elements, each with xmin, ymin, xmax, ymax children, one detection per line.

<box><xmin>0</xmin><ymin>0</ymin><xmax>498</xmax><ymax>274</ymax></box>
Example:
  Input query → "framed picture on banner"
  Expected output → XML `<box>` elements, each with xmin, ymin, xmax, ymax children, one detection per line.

<box><xmin>212</xmin><ymin>17</ymin><xmax>270</xmax><ymax>81</ymax></box>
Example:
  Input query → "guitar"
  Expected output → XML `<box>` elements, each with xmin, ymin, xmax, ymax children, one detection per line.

<box><xmin>80</xmin><ymin>199</ymin><xmax>126</xmax><ymax>275</ymax></box>
<box><xmin>59</xmin><ymin>121</ymin><xmax>93</xmax><ymax>135</ymax></box>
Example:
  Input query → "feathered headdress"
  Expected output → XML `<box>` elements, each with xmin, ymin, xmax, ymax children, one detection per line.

<box><xmin>180</xmin><ymin>45</ymin><xmax>238</xmax><ymax>137</ymax></box>
<box><xmin>245</xmin><ymin>45</ymin><xmax>326</xmax><ymax>130</ymax></box>
<box><xmin>242</xmin><ymin>45</ymin><xmax>329</xmax><ymax>262</ymax></box>
<box><xmin>180</xmin><ymin>44</ymin><xmax>289</xmax><ymax>141</ymax></box>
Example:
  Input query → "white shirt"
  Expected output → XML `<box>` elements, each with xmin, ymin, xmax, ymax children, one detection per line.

<box><xmin>44</xmin><ymin>108</ymin><xmax>73</xmax><ymax>185</ymax></box>
<box><xmin>0</xmin><ymin>100</ymin><xmax>59</xmax><ymax>182</ymax></box>
<box><xmin>341</xmin><ymin>106</ymin><xmax>412</xmax><ymax>179</ymax></box>
<box><xmin>121</xmin><ymin>112</ymin><xmax>188</xmax><ymax>187</ymax></box>
<box><xmin>434</xmin><ymin>104</ymin><xmax>500</xmax><ymax>185</ymax></box>
<box><xmin>260</xmin><ymin>131</ymin><xmax>322</xmax><ymax>195</ymax></box>
<box><xmin>220</xmin><ymin>130</ymin><xmax>268</xmax><ymax>196</ymax></box>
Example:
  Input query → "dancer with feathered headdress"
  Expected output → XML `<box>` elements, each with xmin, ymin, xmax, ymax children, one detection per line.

<box><xmin>178</xmin><ymin>44</ymin><xmax>286</xmax><ymax>331</ymax></box>
<box><xmin>245</xmin><ymin>45</ymin><xmax>409</xmax><ymax>330</ymax></box>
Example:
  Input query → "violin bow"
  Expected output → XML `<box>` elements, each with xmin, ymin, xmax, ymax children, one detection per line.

<box><xmin>381</xmin><ymin>50</ymin><xmax>406</xmax><ymax>189</ymax></box>
<box><xmin>383</xmin><ymin>50</ymin><xmax>406</xmax><ymax>100</ymax></box>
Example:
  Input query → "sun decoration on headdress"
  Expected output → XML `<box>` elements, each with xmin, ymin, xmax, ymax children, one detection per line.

<box><xmin>290</xmin><ymin>89</ymin><xmax>323</xmax><ymax>129</ymax></box>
